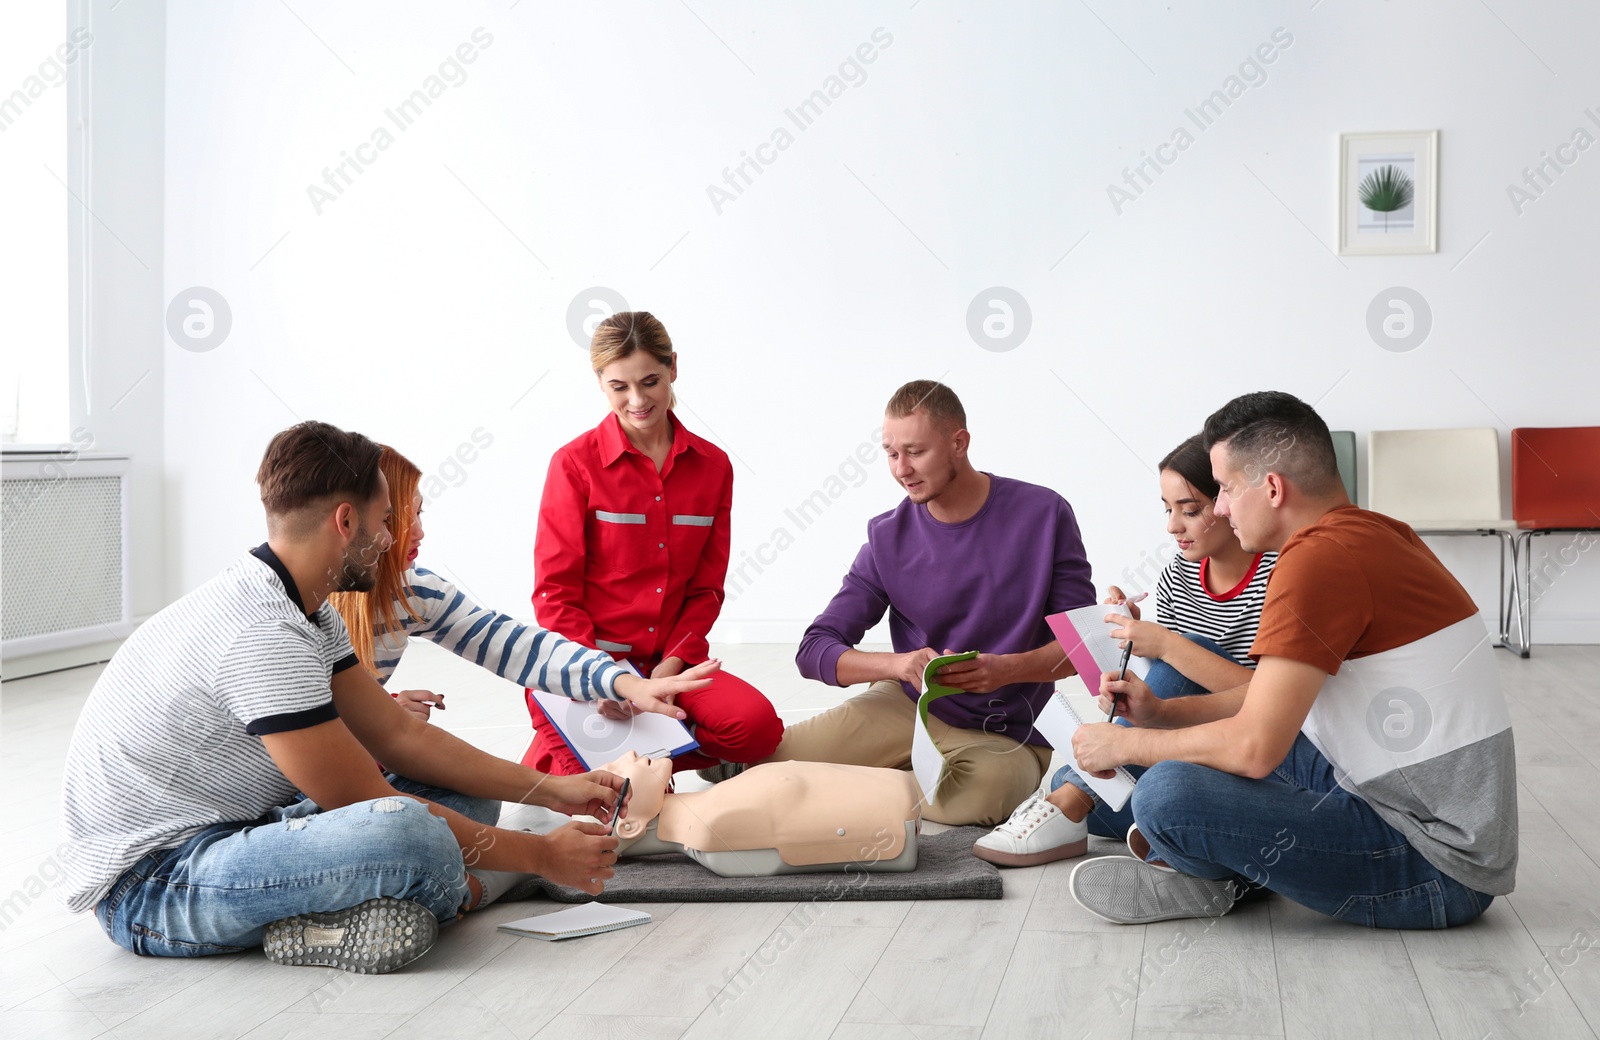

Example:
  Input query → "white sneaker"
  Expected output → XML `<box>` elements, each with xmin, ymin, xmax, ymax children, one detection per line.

<box><xmin>972</xmin><ymin>793</ymin><xmax>1088</xmax><ymax>867</ymax></box>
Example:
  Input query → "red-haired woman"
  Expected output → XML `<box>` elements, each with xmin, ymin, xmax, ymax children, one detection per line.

<box><xmin>329</xmin><ymin>446</ymin><xmax>713</xmax><ymax>724</ymax></box>
<box><xmin>524</xmin><ymin>311</ymin><xmax>783</xmax><ymax>777</ymax></box>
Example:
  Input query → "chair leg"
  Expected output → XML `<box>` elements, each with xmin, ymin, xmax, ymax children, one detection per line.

<box><xmin>1494</xmin><ymin>531</ymin><xmax>1511</xmax><ymax>649</ymax></box>
<box><xmin>1499</xmin><ymin>532</ymin><xmax>1529</xmax><ymax>658</ymax></box>
<box><xmin>1496</xmin><ymin>531</ymin><xmax>1507</xmax><ymax>647</ymax></box>
<box><xmin>1515</xmin><ymin>531</ymin><xmax>1534</xmax><ymax>658</ymax></box>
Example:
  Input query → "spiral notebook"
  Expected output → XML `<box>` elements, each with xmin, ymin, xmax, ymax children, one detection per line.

<box><xmin>497</xmin><ymin>901</ymin><xmax>651</xmax><ymax>941</ymax></box>
<box><xmin>1034</xmin><ymin>689</ymin><xmax>1139</xmax><ymax>812</ymax></box>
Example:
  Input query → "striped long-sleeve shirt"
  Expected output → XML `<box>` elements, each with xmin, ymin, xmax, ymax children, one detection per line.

<box><xmin>373</xmin><ymin>566</ymin><xmax>625</xmax><ymax>702</ymax></box>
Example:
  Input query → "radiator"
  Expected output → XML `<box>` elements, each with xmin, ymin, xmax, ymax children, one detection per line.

<box><xmin>2</xmin><ymin>452</ymin><xmax>133</xmax><ymax>661</ymax></box>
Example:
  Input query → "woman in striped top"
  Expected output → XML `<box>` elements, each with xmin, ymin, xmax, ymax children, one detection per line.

<box><xmin>1103</xmin><ymin>433</ymin><xmax>1277</xmax><ymax>700</ymax></box>
<box><xmin>974</xmin><ymin>434</ymin><xmax>1276</xmax><ymax>867</ymax></box>
<box><xmin>329</xmin><ymin>446</ymin><xmax>714</xmax><ymax>723</ymax></box>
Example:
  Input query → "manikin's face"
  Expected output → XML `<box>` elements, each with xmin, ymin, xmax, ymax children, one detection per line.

<box><xmin>882</xmin><ymin>410</ymin><xmax>962</xmax><ymax>505</ymax></box>
<box><xmin>1210</xmin><ymin>442</ymin><xmax>1274</xmax><ymax>555</ymax></box>
<box><xmin>404</xmin><ymin>490</ymin><xmax>424</xmax><ymax>565</ymax></box>
<box><xmin>599</xmin><ymin>351</ymin><xmax>677</xmax><ymax>439</ymax></box>
<box><xmin>1160</xmin><ymin>468</ymin><xmax>1238</xmax><ymax>563</ymax></box>
<box><xmin>336</xmin><ymin>473</ymin><xmax>394</xmax><ymax>592</ymax></box>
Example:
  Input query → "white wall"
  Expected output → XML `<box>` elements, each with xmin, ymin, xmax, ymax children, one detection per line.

<box><xmin>159</xmin><ymin>1</ymin><xmax>1600</xmax><ymax>644</ymax></box>
<box><xmin>70</xmin><ymin>0</ymin><xmax>166</xmax><ymax>625</ymax></box>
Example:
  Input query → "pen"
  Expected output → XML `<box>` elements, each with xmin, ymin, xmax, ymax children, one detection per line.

<box><xmin>604</xmin><ymin>777</ymin><xmax>630</xmax><ymax>832</ymax></box>
<box><xmin>1108</xmin><ymin>640</ymin><xmax>1133</xmax><ymax>722</ymax></box>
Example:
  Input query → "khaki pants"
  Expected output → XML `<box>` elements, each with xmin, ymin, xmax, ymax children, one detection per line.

<box><xmin>765</xmin><ymin>680</ymin><xmax>1052</xmax><ymax>826</ymax></box>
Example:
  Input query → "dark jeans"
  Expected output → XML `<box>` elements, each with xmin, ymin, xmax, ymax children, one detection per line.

<box><xmin>1134</xmin><ymin>733</ymin><xmax>1494</xmax><ymax>929</ymax></box>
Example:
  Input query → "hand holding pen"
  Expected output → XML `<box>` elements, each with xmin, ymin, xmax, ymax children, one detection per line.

<box><xmin>1107</xmin><ymin>640</ymin><xmax>1133</xmax><ymax>722</ymax></box>
<box><xmin>1104</xmin><ymin>591</ymin><xmax>1145</xmax><ymax>723</ymax></box>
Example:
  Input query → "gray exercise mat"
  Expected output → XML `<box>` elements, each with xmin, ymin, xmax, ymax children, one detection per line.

<box><xmin>513</xmin><ymin>826</ymin><xmax>1001</xmax><ymax>903</ymax></box>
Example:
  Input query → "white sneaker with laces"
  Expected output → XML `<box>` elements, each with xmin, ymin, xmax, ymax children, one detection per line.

<box><xmin>972</xmin><ymin>792</ymin><xmax>1088</xmax><ymax>867</ymax></box>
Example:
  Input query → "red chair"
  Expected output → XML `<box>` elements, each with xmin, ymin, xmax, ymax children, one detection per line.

<box><xmin>1508</xmin><ymin>426</ymin><xmax>1600</xmax><ymax>656</ymax></box>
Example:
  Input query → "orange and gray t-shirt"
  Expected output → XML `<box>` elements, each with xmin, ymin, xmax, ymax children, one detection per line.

<box><xmin>1251</xmin><ymin>505</ymin><xmax>1517</xmax><ymax>896</ymax></box>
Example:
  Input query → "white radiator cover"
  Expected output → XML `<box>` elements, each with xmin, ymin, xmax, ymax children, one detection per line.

<box><xmin>2</xmin><ymin>452</ymin><xmax>134</xmax><ymax>661</ymax></box>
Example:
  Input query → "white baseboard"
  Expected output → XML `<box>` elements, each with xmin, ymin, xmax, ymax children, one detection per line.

<box><xmin>2</xmin><ymin>636</ymin><xmax>126</xmax><ymax>680</ymax></box>
<box><xmin>711</xmin><ymin>620</ymin><xmax>896</xmax><ymax>646</ymax></box>
<box><xmin>1525</xmin><ymin>617</ymin><xmax>1600</xmax><ymax>645</ymax></box>
<box><xmin>712</xmin><ymin>621</ymin><xmax>808</xmax><ymax>644</ymax></box>
<box><xmin>0</xmin><ymin>612</ymin><xmax>154</xmax><ymax>681</ymax></box>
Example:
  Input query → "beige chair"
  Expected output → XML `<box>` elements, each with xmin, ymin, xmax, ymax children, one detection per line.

<box><xmin>1367</xmin><ymin>428</ymin><xmax>1519</xmax><ymax>651</ymax></box>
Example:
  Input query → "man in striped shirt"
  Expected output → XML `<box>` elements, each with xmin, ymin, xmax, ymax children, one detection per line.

<box><xmin>60</xmin><ymin>421</ymin><xmax>711</xmax><ymax>973</ymax></box>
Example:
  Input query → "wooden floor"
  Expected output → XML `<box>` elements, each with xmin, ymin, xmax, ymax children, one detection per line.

<box><xmin>3</xmin><ymin>640</ymin><xmax>1600</xmax><ymax>1039</ymax></box>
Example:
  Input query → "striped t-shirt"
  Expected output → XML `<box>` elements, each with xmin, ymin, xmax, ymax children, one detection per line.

<box><xmin>1251</xmin><ymin>505</ymin><xmax>1517</xmax><ymax>895</ymax></box>
<box><xmin>370</xmin><ymin>566</ymin><xmax>624</xmax><ymax>702</ymax></box>
<box><xmin>60</xmin><ymin>545</ymin><xmax>360</xmax><ymax>913</ymax></box>
<box><xmin>1154</xmin><ymin>552</ymin><xmax>1277</xmax><ymax>666</ymax></box>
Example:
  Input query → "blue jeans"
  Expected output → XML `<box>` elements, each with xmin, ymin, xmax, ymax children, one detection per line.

<box><xmin>95</xmin><ymin>775</ymin><xmax>500</xmax><ymax>957</ymax></box>
<box><xmin>1049</xmin><ymin>632</ymin><xmax>1233</xmax><ymax>840</ymax></box>
<box><xmin>1134</xmin><ymin>734</ymin><xmax>1494</xmax><ymax>929</ymax></box>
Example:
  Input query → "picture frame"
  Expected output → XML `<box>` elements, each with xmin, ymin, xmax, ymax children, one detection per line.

<box><xmin>1338</xmin><ymin>130</ymin><xmax>1438</xmax><ymax>255</ymax></box>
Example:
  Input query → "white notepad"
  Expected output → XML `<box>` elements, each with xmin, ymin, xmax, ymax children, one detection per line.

<box><xmin>1033</xmin><ymin>689</ymin><xmax>1139</xmax><ymax>812</ymax></box>
<box><xmin>529</xmin><ymin>689</ymin><xmax>698</xmax><ymax>771</ymax></box>
<box><xmin>497</xmin><ymin>902</ymin><xmax>651</xmax><ymax>941</ymax></box>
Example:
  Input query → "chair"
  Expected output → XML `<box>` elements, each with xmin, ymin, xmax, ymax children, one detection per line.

<box><xmin>1331</xmin><ymin>430</ymin><xmax>1358</xmax><ymax>504</ymax></box>
<box><xmin>1367</xmin><ymin>428</ymin><xmax>1519</xmax><ymax>651</ymax></box>
<box><xmin>1509</xmin><ymin>427</ymin><xmax>1600</xmax><ymax>656</ymax></box>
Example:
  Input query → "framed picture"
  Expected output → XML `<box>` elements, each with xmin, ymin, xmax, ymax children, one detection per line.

<box><xmin>1339</xmin><ymin>130</ymin><xmax>1438</xmax><ymax>255</ymax></box>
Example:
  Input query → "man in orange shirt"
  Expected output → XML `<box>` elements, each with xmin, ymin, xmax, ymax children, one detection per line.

<box><xmin>1067</xmin><ymin>391</ymin><xmax>1516</xmax><ymax>929</ymax></box>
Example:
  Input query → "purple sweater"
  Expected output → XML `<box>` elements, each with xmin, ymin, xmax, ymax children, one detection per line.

<box><xmin>796</xmin><ymin>474</ymin><xmax>1095</xmax><ymax>746</ymax></box>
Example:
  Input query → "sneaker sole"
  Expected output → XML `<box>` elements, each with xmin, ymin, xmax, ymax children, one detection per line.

<box><xmin>1068</xmin><ymin>857</ymin><xmax>1237</xmax><ymax>925</ymax></box>
<box><xmin>972</xmin><ymin>836</ymin><xmax>1088</xmax><ymax>868</ymax></box>
<box><xmin>262</xmin><ymin>897</ymin><xmax>437</xmax><ymax>974</ymax></box>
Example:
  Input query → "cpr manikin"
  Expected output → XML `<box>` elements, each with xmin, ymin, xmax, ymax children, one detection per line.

<box><xmin>601</xmin><ymin>753</ymin><xmax>922</xmax><ymax>876</ymax></box>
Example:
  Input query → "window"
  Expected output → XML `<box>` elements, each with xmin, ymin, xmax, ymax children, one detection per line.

<box><xmin>0</xmin><ymin>4</ymin><xmax>82</xmax><ymax>446</ymax></box>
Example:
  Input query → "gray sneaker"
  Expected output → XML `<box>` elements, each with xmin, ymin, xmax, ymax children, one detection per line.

<box><xmin>262</xmin><ymin>896</ymin><xmax>437</xmax><ymax>974</ymax></box>
<box><xmin>695</xmin><ymin>761</ymin><xmax>747</xmax><ymax>784</ymax></box>
<box><xmin>1068</xmin><ymin>856</ymin><xmax>1239</xmax><ymax>925</ymax></box>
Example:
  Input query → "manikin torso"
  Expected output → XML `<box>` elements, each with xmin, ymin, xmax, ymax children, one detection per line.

<box><xmin>601</xmin><ymin>753</ymin><xmax>922</xmax><ymax>876</ymax></box>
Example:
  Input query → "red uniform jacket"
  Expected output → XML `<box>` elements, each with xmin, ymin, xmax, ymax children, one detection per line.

<box><xmin>533</xmin><ymin>411</ymin><xmax>732</xmax><ymax>666</ymax></box>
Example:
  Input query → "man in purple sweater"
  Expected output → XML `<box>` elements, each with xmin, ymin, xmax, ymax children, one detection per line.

<box><xmin>766</xmin><ymin>380</ymin><xmax>1095</xmax><ymax>825</ymax></box>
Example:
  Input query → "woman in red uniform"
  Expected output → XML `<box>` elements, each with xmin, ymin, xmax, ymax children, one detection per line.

<box><xmin>522</xmin><ymin>311</ymin><xmax>783</xmax><ymax>776</ymax></box>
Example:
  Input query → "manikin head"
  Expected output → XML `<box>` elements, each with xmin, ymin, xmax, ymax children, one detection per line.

<box><xmin>600</xmin><ymin>751</ymin><xmax>674</xmax><ymax>838</ymax></box>
<box><xmin>256</xmin><ymin>421</ymin><xmax>393</xmax><ymax>599</ymax></box>
<box><xmin>1202</xmin><ymin>391</ymin><xmax>1349</xmax><ymax>555</ymax></box>
<box><xmin>881</xmin><ymin>380</ymin><xmax>973</xmax><ymax>506</ymax></box>
<box><xmin>591</xmin><ymin>311</ymin><xmax>678</xmax><ymax>444</ymax></box>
